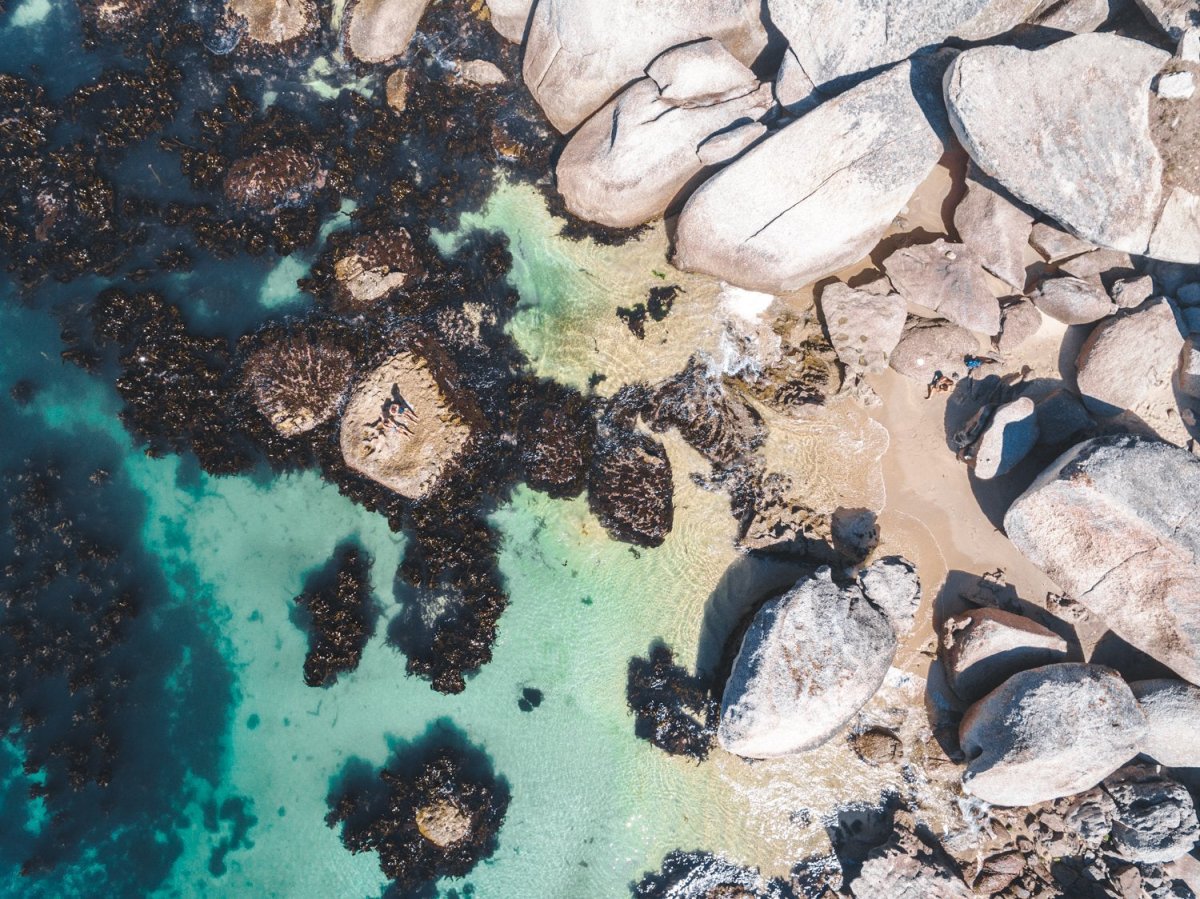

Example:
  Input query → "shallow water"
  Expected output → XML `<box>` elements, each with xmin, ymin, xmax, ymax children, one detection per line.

<box><xmin>0</xmin><ymin>8</ymin><xmax>927</xmax><ymax>898</ymax></box>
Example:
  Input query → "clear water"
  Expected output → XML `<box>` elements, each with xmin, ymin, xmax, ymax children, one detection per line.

<box><xmin>0</xmin><ymin>10</ymin><xmax>920</xmax><ymax>899</ymax></box>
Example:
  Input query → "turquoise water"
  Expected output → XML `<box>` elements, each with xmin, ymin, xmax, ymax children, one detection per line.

<box><xmin>0</xmin><ymin>8</ymin><xmax>920</xmax><ymax>898</ymax></box>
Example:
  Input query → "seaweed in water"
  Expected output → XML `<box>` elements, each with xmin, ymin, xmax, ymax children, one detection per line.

<box><xmin>326</xmin><ymin>721</ymin><xmax>510</xmax><ymax>897</ymax></box>
<box><xmin>626</xmin><ymin>643</ymin><xmax>718</xmax><ymax>761</ymax></box>
<box><xmin>293</xmin><ymin>543</ymin><xmax>378</xmax><ymax>688</ymax></box>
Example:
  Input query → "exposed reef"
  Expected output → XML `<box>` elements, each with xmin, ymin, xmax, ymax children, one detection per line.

<box><xmin>293</xmin><ymin>544</ymin><xmax>377</xmax><ymax>687</ymax></box>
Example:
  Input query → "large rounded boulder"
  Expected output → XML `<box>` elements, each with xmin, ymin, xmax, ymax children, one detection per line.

<box><xmin>959</xmin><ymin>663</ymin><xmax>1146</xmax><ymax>806</ymax></box>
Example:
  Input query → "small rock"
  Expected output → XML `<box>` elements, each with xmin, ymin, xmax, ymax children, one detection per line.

<box><xmin>954</xmin><ymin>168</ymin><xmax>1034</xmax><ymax>290</ymax></box>
<box><xmin>1031</xmin><ymin>0</ymin><xmax>1110</xmax><ymax>32</ymax></box>
<box><xmin>1032</xmin><ymin>388</ymin><xmax>1094</xmax><ymax>445</ymax></box>
<box><xmin>1029</xmin><ymin>222</ymin><xmax>1096</xmax><ymax>262</ymax></box>
<box><xmin>973</xmin><ymin>851</ymin><xmax>1025</xmax><ymax>895</ymax></box>
<box><xmin>1135</xmin><ymin>0</ymin><xmax>1200</xmax><ymax>39</ymax></box>
<box><xmin>1032</xmin><ymin>275</ymin><xmax>1117</xmax><ymax>324</ymax></box>
<box><xmin>885</xmin><ymin>239</ymin><xmax>1002</xmax><ymax>334</ymax></box>
<box><xmin>385</xmin><ymin>68</ymin><xmax>410</xmax><ymax>113</ymax></box>
<box><xmin>696</xmin><ymin>123</ymin><xmax>766</xmax><ymax>166</ymax></box>
<box><xmin>485</xmin><ymin>0</ymin><xmax>532</xmax><ymax>42</ymax></box>
<box><xmin>973</xmin><ymin>396</ymin><xmax>1039</xmax><ymax>479</ymax></box>
<box><xmin>1157</xmin><ymin>70</ymin><xmax>1196</xmax><ymax>99</ymax></box>
<box><xmin>1060</xmin><ymin>247</ymin><xmax>1137</xmax><ymax>284</ymax></box>
<box><xmin>1075</xmin><ymin>299</ymin><xmax>1184</xmax><ymax>415</ymax></box>
<box><xmin>1104</xmin><ymin>765</ymin><xmax>1200</xmax><ymax>864</ymax></box>
<box><xmin>996</xmin><ymin>299</ymin><xmax>1043</xmax><ymax>353</ymax></box>
<box><xmin>819</xmin><ymin>283</ymin><xmax>908</xmax><ymax>375</ymax></box>
<box><xmin>458</xmin><ymin>59</ymin><xmax>506</xmax><ymax>86</ymax></box>
<box><xmin>1180</xmin><ymin>27</ymin><xmax>1200</xmax><ymax>62</ymax></box>
<box><xmin>646</xmin><ymin>38</ymin><xmax>760</xmax><ymax>108</ymax></box>
<box><xmin>940</xmin><ymin>607</ymin><xmax>1071</xmax><ymax>703</ymax></box>
<box><xmin>774</xmin><ymin>47</ymin><xmax>821</xmax><ymax>116</ymax></box>
<box><xmin>1178</xmin><ymin>338</ymin><xmax>1200</xmax><ymax>397</ymax></box>
<box><xmin>889</xmin><ymin>320</ymin><xmax>979</xmax><ymax>383</ymax></box>
<box><xmin>1111</xmin><ymin>274</ymin><xmax>1156</xmax><ymax>309</ymax></box>
<box><xmin>718</xmin><ymin>566</ymin><xmax>899</xmax><ymax>758</ymax></box>
<box><xmin>852</xmin><ymin>727</ymin><xmax>902</xmax><ymax>765</ymax></box>
<box><xmin>959</xmin><ymin>663</ymin><xmax>1147</xmax><ymax>806</ymax></box>
<box><xmin>415</xmin><ymin>799</ymin><xmax>473</xmax><ymax>848</ymax></box>
<box><xmin>858</xmin><ymin>556</ymin><xmax>921</xmax><ymax>636</ymax></box>
<box><xmin>1129</xmin><ymin>679</ymin><xmax>1200</xmax><ymax>767</ymax></box>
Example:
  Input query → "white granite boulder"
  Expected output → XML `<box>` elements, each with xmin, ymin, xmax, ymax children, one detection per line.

<box><xmin>1130</xmin><ymin>679</ymin><xmax>1200</xmax><ymax>768</ymax></box>
<box><xmin>941</xmin><ymin>608</ymin><xmax>1071</xmax><ymax>702</ymax></box>
<box><xmin>1075</xmin><ymin>299</ymin><xmax>1183</xmax><ymax>415</ymax></box>
<box><xmin>1005</xmin><ymin>435</ymin><xmax>1200</xmax><ymax>684</ymax></box>
<box><xmin>674</xmin><ymin>58</ymin><xmax>951</xmax><ymax>294</ymax></box>
<box><xmin>959</xmin><ymin>663</ymin><xmax>1147</xmax><ymax>806</ymax></box>
<box><xmin>769</xmin><ymin>0</ymin><xmax>1041</xmax><ymax>92</ymax></box>
<box><xmin>884</xmin><ymin>239</ymin><xmax>1001</xmax><ymax>335</ymax></box>
<box><xmin>1031</xmin><ymin>275</ymin><xmax>1117</xmax><ymax>325</ymax></box>
<box><xmin>819</xmin><ymin>283</ymin><xmax>908</xmax><ymax>375</ymax></box>
<box><xmin>344</xmin><ymin>0</ymin><xmax>431</xmax><ymax>64</ymax></box>
<box><xmin>973</xmin><ymin>397</ymin><xmax>1040</xmax><ymax>479</ymax></box>
<box><xmin>718</xmin><ymin>566</ymin><xmax>903</xmax><ymax>758</ymax></box>
<box><xmin>944</xmin><ymin>35</ymin><xmax>1194</xmax><ymax>261</ymax></box>
<box><xmin>555</xmin><ymin>41</ymin><xmax>773</xmax><ymax>228</ymax></box>
<box><xmin>774</xmin><ymin>47</ymin><xmax>821</xmax><ymax>116</ymax></box>
<box><xmin>996</xmin><ymin>299</ymin><xmax>1043</xmax><ymax>353</ymax></box>
<box><xmin>1135</xmin><ymin>0</ymin><xmax>1200</xmax><ymax>38</ymax></box>
<box><xmin>522</xmin><ymin>0</ymin><xmax>768</xmax><ymax>133</ymax></box>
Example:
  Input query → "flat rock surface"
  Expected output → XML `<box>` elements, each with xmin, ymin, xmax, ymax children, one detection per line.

<box><xmin>345</xmin><ymin>0</ymin><xmax>432</xmax><ymax>64</ymax></box>
<box><xmin>941</xmin><ymin>608</ymin><xmax>1071</xmax><ymax>702</ymax></box>
<box><xmin>674</xmin><ymin>58</ymin><xmax>951</xmax><ymax>294</ymax></box>
<box><xmin>339</xmin><ymin>352</ymin><xmax>472</xmax><ymax>501</ymax></box>
<box><xmin>959</xmin><ymin>663</ymin><xmax>1146</xmax><ymax>806</ymax></box>
<box><xmin>718</xmin><ymin>566</ymin><xmax>897</xmax><ymax>758</ymax></box>
<box><xmin>522</xmin><ymin>0</ymin><xmax>767</xmax><ymax>133</ymax></box>
<box><xmin>1032</xmin><ymin>275</ymin><xmax>1117</xmax><ymax>324</ymax></box>
<box><xmin>890</xmin><ymin>320</ymin><xmax>979</xmax><ymax>382</ymax></box>
<box><xmin>996</xmin><ymin>299</ymin><xmax>1043</xmax><ymax>353</ymax></box>
<box><xmin>885</xmin><ymin>239</ymin><xmax>1001</xmax><ymax>334</ymax></box>
<box><xmin>945</xmin><ymin>34</ymin><xmax>1172</xmax><ymax>257</ymax></box>
<box><xmin>820</xmin><ymin>283</ymin><xmax>908</xmax><ymax>375</ymax></box>
<box><xmin>954</xmin><ymin>169</ymin><xmax>1034</xmax><ymax>290</ymax></box>
<box><xmin>1005</xmin><ymin>435</ymin><xmax>1200</xmax><ymax>684</ymax></box>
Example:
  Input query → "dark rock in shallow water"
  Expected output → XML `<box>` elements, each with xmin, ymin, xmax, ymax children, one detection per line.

<box><xmin>294</xmin><ymin>544</ymin><xmax>377</xmax><ymax>688</ymax></box>
<box><xmin>331</xmin><ymin>228</ymin><xmax>424</xmax><ymax>310</ymax></box>
<box><xmin>517</xmin><ymin>687</ymin><xmax>543</xmax><ymax>711</ymax></box>
<box><xmin>241</xmin><ymin>327</ymin><xmax>357</xmax><ymax>437</ymax></box>
<box><xmin>646</xmin><ymin>356</ymin><xmax>766</xmax><ymax>467</ymax></box>
<box><xmin>587</xmin><ymin>388</ymin><xmax>673</xmax><ymax>548</ymax></box>
<box><xmin>516</xmin><ymin>381</ymin><xmax>595</xmax><ymax>499</ymax></box>
<box><xmin>223</xmin><ymin>146</ymin><xmax>326</xmax><ymax>212</ymax></box>
<box><xmin>325</xmin><ymin>726</ymin><xmax>509</xmax><ymax>893</ymax></box>
<box><xmin>626</xmin><ymin>644</ymin><xmax>718</xmax><ymax>760</ymax></box>
<box><xmin>632</xmin><ymin>849</ymin><xmax>791</xmax><ymax>899</ymax></box>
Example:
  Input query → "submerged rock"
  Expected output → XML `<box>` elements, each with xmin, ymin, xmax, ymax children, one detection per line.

<box><xmin>941</xmin><ymin>608</ymin><xmax>1071</xmax><ymax>703</ymax></box>
<box><xmin>223</xmin><ymin>147</ymin><xmax>325</xmax><ymax>212</ymax></box>
<box><xmin>1031</xmin><ymin>275</ymin><xmax>1117</xmax><ymax>325</ymax></box>
<box><xmin>944</xmin><ymin>34</ymin><xmax>1182</xmax><ymax>259</ymax></box>
<box><xmin>339</xmin><ymin>351</ymin><xmax>473</xmax><ymax>501</ymax></box>
<box><xmin>294</xmin><ymin>545</ymin><xmax>376</xmax><ymax>688</ymax></box>
<box><xmin>522</xmin><ymin>0</ymin><xmax>768</xmax><ymax>133</ymax></box>
<box><xmin>588</xmin><ymin>396</ymin><xmax>673</xmax><ymax>547</ymax></box>
<box><xmin>242</xmin><ymin>331</ymin><xmax>356</xmax><ymax>436</ymax></box>
<box><xmin>884</xmin><ymin>239</ymin><xmax>1001</xmax><ymax>335</ymax></box>
<box><xmin>1075</xmin><ymin>299</ymin><xmax>1183</xmax><ymax>415</ymax></box>
<box><xmin>770</xmin><ymin>0</ymin><xmax>1040</xmax><ymax>93</ymax></box>
<box><xmin>718</xmin><ymin>566</ymin><xmax>901</xmax><ymax>758</ymax></box>
<box><xmin>332</xmin><ymin>229</ymin><xmax>422</xmax><ymax>309</ymax></box>
<box><xmin>344</xmin><ymin>0</ymin><xmax>432</xmax><ymax>64</ymax></box>
<box><xmin>1130</xmin><ymin>679</ymin><xmax>1200</xmax><ymax>768</ymax></box>
<box><xmin>819</xmin><ymin>282</ymin><xmax>908</xmax><ymax>376</ymax></box>
<box><xmin>673</xmin><ymin>57</ymin><xmax>951</xmax><ymax>294</ymax></box>
<box><xmin>645</xmin><ymin>356</ymin><xmax>765</xmax><ymax>466</ymax></box>
<box><xmin>1005</xmin><ymin>435</ymin><xmax>1200</xmax><ymax>684</ymax></box>
<box><xmin>959</xmin><ymin>663</ymin><xmax>1146</xmax><ymax>806</ymax></box>
<box><xmin>556</xmin><ymin>40</ymin><xmax>772</xmax><ymax>228</ymax></box>
<box><xmin>78</xmin><ymin>0</ymin><xmax>154</xmax><ymax>33</ymax></box>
